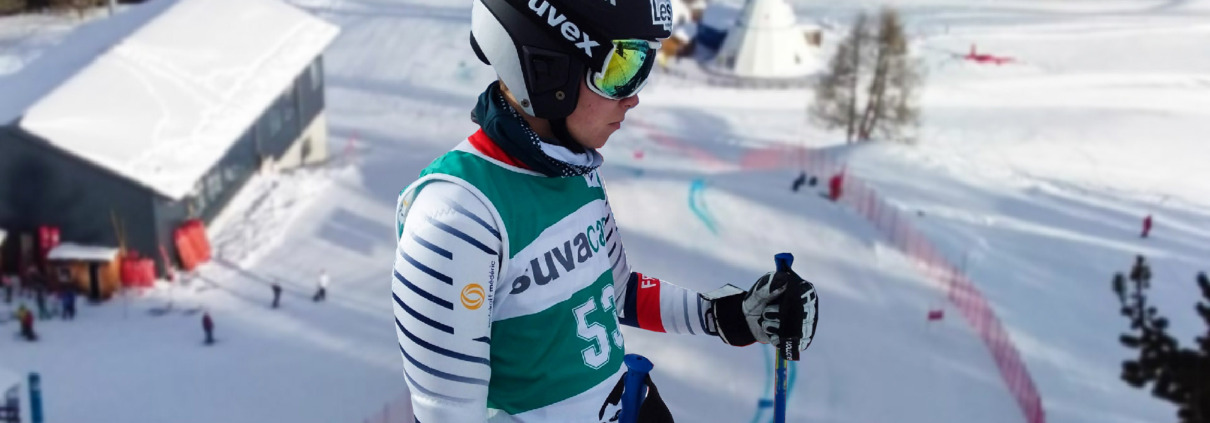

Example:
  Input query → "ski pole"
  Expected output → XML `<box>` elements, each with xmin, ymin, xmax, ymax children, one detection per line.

<box><xmin>620</xmin><ymin>354</ymin><xmax>654</xmax><ymax>423</ymax></box>
<box><xmin>773</xmin><ymin>253</ymin><xmax>804</xmax><ymax>423</ymax></box>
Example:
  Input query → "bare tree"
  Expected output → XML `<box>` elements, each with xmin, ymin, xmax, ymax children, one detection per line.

<box><xmin>810</xmin><ymin>12</ymin><xmax>869</xmax><ymax>144</ymax></box>
<box><xmin>811</xmin><ymin>8</ymin><xmax>922</xmax><ymax>143</ymax></box>
<box><xmin>859</xmin><ymin>8</ymin><xmax>921</xmax><ymax>142</ymax></box>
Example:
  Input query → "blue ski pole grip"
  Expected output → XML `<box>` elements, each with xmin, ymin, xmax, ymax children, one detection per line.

<box><xmin>774</xmin><ymin>253</ymin><xmax>794</xmax><ymax>271</ymax></box>
<box><xmin>620</xmin><ymin>354</ymin><xmax>654</xmax><ymax>423</ymax></box>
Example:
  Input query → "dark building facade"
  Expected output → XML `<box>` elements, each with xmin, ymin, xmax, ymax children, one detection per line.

<box><xmin>0</xmin><ymin>56</ymin><xmax>328</xmax><ymax>276</ymax></box>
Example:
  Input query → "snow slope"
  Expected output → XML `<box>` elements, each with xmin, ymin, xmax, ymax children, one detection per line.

<box><xmin>631</xmin><ymin>1</ymin><xmax>1210</xmax><ymax>422</ymax></box>
<box><xmin>2</xmin><ymin>0</ymin><xmax>1208</xmax><ymax>422</ymax></box>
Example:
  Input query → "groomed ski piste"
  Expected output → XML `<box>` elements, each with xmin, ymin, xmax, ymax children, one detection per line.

<box><xmin>2</xmin><ymin>0</ymin><xmax>1209</xmax><ymax>422</ymax></box>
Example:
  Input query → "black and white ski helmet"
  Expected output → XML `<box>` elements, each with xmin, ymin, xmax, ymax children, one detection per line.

<box><xmin>471</xmin><ymin>0</ymin><xmax>673</xmax><ymax>119</ymax></box>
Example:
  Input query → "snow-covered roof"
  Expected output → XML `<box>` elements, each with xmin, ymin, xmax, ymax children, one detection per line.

<box><xmin>0</xmin><ymin>0</ymin><xmax>339</xmax><ymax>200</ymax></box>
<box><xmin>47</xmin><ymin>242</ymin><xmax>120</xmax><ymax>262</ymax></box>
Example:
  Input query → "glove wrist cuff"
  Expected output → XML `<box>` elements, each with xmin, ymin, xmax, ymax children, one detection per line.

<box><xmin>708</xmin><ymin>293</ymin><xmax>756</xmax><ymax>347</ymax></box>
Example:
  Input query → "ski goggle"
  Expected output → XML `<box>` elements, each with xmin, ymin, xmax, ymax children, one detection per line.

<box><xmin>587</xmin><ymin>39</ymin><xmax>661</xmax><ymax>100</ymax></box>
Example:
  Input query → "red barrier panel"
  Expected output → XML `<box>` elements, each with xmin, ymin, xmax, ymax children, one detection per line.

<box><xmin>185</xmin><ymin>219</ymin><xmax>212</xmax><ymax>263</ymax></box>
<box><xmin>175</xmin><ymin>228</ymin><xmax>199</xmax><ymax>271</ymax></box>
<box><xmin>38</xmin><ymin>226</ymin><xmax>61</xmax><ymax>269</ymax></box>
<box><xmin>120</xmin><ymin>253</ymin><xmax>155</xmax><ymax>287</ymax></box>
<box><xmin>136</xmin><ymin>258</ymin><xmax>154</xmax><ymax>286</ymax></box>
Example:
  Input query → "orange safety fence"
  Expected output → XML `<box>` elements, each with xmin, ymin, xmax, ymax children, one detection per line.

<box><xmin>797</xmin><ymin>147</ymin><xmax>1046</xmax><ymax>423</ymax></box>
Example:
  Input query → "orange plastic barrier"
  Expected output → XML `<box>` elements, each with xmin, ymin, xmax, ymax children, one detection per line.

<box><xmin>120</xmin><ymin>252</ymin><xmax>155</xmax><ymax>287</ymax></box>
<box><xmin>175</xmin><ymin>227</ymin><xmax>199</xmax><ymax>271</ymax></box>
<box><xmin>184</xmin><ymin>219</ymin><xmax>212</xmax><ymax>263</ymax></box>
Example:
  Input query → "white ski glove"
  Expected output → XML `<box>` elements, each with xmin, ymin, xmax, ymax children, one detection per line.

<box><xmin>702</xmin><ymin>271</ymin><xmax>819</xmax><ymax>349</ymax></box>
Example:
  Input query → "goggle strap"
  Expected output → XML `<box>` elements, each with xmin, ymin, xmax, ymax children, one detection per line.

<box><xmin>495</xmin><ymin>0</ymin><xmax>613</xmax><ymax>67</ymax></box>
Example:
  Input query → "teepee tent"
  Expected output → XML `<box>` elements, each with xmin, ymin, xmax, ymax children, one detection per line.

<box><xmin>711</xmin><ymin>0</ymin><xmax>819</xmax><ymax>78</ymax></box>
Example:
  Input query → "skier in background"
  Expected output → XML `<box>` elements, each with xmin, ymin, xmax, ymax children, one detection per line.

<box><xmin>271</xmin><ymin>282</ymin><xmax>283</xmax><ymax>309</ymax></box>
<box><xmin>828</xmin><ymin>171</ymin><xmax>845</xmax><ymax>201</ymax></box>
<box><xmin>791</xmin><ymin>172</ymin><xmax>808</xmax><ymax>192</ymax></box>
<box><xmin>313</xmin><ymin>269</ymin><xmax>328</xmax><ymax>302</ymax></box>
<box><xmin>61</xmin><ymin>287</ymin><xmax>76</xmax><ymax>320</ymax></box>
<box><xmin>1140</xmin><ymin>214</ymin><xmax>1153</xmax><ymax>238</ymax></box>
<box><xmin>17</xmin><ymin>304</ymin><xmax>36</xmax><ymax>341</ymax></box>
<box><xmin>391</xmin><ymin>1</ymin><xmax>820</xmax><ymax>420</ymax></box>
<box><xmin>202</xmin><ymin>311</ymin><xmax>215</xmax><ymax>345</ymax></box>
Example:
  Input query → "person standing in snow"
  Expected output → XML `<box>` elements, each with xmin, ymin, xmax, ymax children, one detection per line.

<box><xmin>271</xmin><ymin>282</ymin><xmax>283</xmax><ymax>309</ymax></box>
<box><xmin>391</xmin><ymin>1</ymin><xmax>820</xmax><ymax>421</ymax></box>
<box><xmin>828</xmin><ymin>171</ymin><xmax>845</xmax><ymax>201</ymax></box>
<box><xmin>1</xmin><ymin>275</ymin><xmax>11</xmax><ymax>304</ymax></box>
<box><xmin>1140</xmin><ymin>214</ymin><xmax>1153</xmax><ymax>238</ymax></box>
<box><xmin>16</xmin><ymin>304</ymin><xmax>36</xmax><ymax>341</ymax></box>
<box><xmin>313</xmin><ymin>269</ymin><xmax>328</xmax><ymax>302</ymax></box>
<box><xmin>791</xmin><ymin>172</ymin><xmax>808</xmax><ymax>192</ymax></box>
<box><xmin>61</xmin><ymin>287</ymin><xmax>77</xmax><ymax>320</ymax></box>
<box><xmin>202</xmin><ymin>311</ymin><xmax>215</xmax><ymax>345</ymax></box>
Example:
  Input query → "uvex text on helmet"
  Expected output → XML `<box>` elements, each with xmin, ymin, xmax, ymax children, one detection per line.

<box><xmin>471</xmin><ymin>0</ymin><xmax>673</xmax><ymax>119</ymax></box>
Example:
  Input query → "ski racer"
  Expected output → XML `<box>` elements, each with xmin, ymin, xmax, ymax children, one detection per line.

<box><xmin>391</xmin><ymin>0</ymin><xmax>820</xmax><ymax>421</ymax></box>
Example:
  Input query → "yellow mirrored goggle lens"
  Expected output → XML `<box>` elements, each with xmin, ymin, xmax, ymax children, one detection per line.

<box><xmin>591</xmin><ymin>40</ymin><xmax>658</xmax><ymax>99</ymax></box>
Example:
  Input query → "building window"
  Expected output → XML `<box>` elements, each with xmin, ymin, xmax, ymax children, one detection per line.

<box><xmin>206</xmin><ymin>173</ymin><xmax>223</xmax><ymax>200</ymax></box>
<box><xmin>281</xmin><ymin>87</ymin><xmax>296</xmax><ymax>125</ymax></box>
<box><xmin>309</xmin><ymin>59</ymin><xmax>323</xmax><ymax>91</ymax></box>
<box><xmin>190</xmin><ymin>180</ymin><xmax>207</xmax><ymax>216</ymax></box>
<box><xmin>267</xmin><ymin>106</ymin><xmax>282</xmax><ymax>138</ymax></box>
